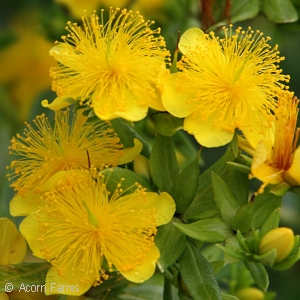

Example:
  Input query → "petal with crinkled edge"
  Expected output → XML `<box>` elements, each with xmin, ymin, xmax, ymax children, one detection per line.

<box><xmin>119</xmin><ymin>245</ymin><xmax>160</xmax><ymax>283</ymax></box>
<box><xmin>0</xmin><ymin>218</ymin><xmax>27</xmax><ymax>265</ymax></box>
<box><xmin>162</xmin><ymin>73</ymin><xmax>196</xmax><ymax>118</ymax></box>
<box><xmin>285</xmin><ymin>148</ymin><xmax>300</xmax><ymax>185</ymax></box>
<box><xmin>179</xmin><ymin>27</ymin><xmax>206</xmax><ymax>55</ymax></box>
<box><xmin>10</xmin><ymin>192</ymin><xmax>43</xmax><ymax>217</ymax></box>
<box><xmin>93</xmin><ymin>89</ymin><xmax>148</xmax><ymax>121</ymax></box>
<box><xmin>41</xmin><ymin>96</ymin><xmax>76</xmax><ymax>110</ymax></box>
<box><xmin>184</xmin><ymin>111</ymin><xmax>234</xmax><ymax>147</ymax></box>
<box><xmin>116</xmin><ymin>138</ymin><xmax>143</xmax><ymax>165</ymax></box>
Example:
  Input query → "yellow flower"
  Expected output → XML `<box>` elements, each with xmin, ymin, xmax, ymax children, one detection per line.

<box><xmin>19</xmin><ymin>170</ymin><xmax>175</xmax><ymax>295</ymax></box>
<box><xmin>259</xmin><ymin>227</ymin><xmax>294</xmax><ymax>263</ymax></box>
<box><xmin>7</xmin><ymin>109</ymin><xmax>142</xmax><ymax>196</ymax></box>
<box><xmin>44</xmin><ymin>8</ymin><xmax>170</xmax><ymax>121</ymax></box>
<box><xmin>248</xmin><ymin>91</ymin><xmax>300</xmax><ymax>193</ymax></box>
<box><xmin>0</xmin><ymin>218</ymin><xmax>27</xmax><ymax>265</ymax></box>
<box><xmin>162</xmin><ymin>26</ymin><xmax>289</xmax><ymax>147</ymax></box>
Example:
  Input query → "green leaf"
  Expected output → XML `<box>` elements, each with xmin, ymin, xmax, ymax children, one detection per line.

<box><xmin>236</xmin><ymin>231</ymin><xmax>251</xmax><ymax>253</ymax></box>
<box><xmin>260</xmin><ymin>208</ymin><xmax>281</xmax><ymax>238</ymax></box>
<box><xmin>184</xmin><ymin>146</ymin><xmax>248</xmax><ymax>220</ymax></box>
<box><xmin>0</xmin><ymin>263</ymin><xmax>50</xmax><ymax>292</ymax></box>
<box><xmin>163</xmin><ymin>278</ymin><xmax>179</xmax><ymax>300</ymax></box>
<box><xmin>263</xmin><ymin>0</ymin><xmax>298</xmax><ymax>23</ymax></box>
<box><xmin>231</xmin><ymin>202</ymin><xmax>254</xmax><ymax>233</ymax></box>
<box><xmin>216</xmin><ymin>244</ymin><xmax>246</xmax><ymax>261</ymax></box>
<box><xmin>149</xmin><ymin>133</ymin><xmax>179</xmax><ymax>193</ymax></box>
<box><xmin>101</xmin><ymin>167</ymin><xmax>153</xmax><ymax>195</ymax></box>
<box><xmin>151</xmin><ymin>113</ymin><xmax>183</xmax><ymax>137</ymax></box>
<box><xmin>272</xmin><ymin>249</ymin><xmax>300</xmax><ymax>270</ymax></box>
<box><xmin>221</xmin><ymin>294</ymin><xmax>239</xmax><ymax>300</ymax></box>
<box><xmin>226</xmin><ymin>162</ymin><xmax>250</xmax><ymax>174</ymax></box>
<box><xmin>251</xmin><ymin>191</ymin><xmax>282</xmax><ymax>229</ymax></box>
<box><xmin>253</xmin><ymin>249</ymin><xmax>277</xmax><ymax>267</ymax></box>
<box><xmin>231</xmin><ymin>0</ymin><xmax>260</xmax><ymax>23</ymax></box>
<box><xmin>211</xmin><ymin>172</ymin><xmax>240</xmax><ymax>225</ymax></box>
<box><xmin>174</xmin><ymin>218</ymin><xmax>231</xmax><ymax>243</ymax></box>
<box><xmin>155</xmin><ymin>219</ymin><xmax>187</xmax><ymax>271</ymax></box>
<box><xmin>170</xmin><ymin>152</ymin><xmax>200</xmax><ymax>214</ymax></box>
<box><xmin>110</xmin><ymin>118</ymin><xmax>150</xmax><ymax>158</ymax></box>
<box><xmin>180</xmin><ymin>242</ymin><xmax>222</xmax><ymax>300</ymax></box>
<box><xmin>244</xmin><ymin>261</ymin><xmax>269</xmax><ymax>291</ymax></box>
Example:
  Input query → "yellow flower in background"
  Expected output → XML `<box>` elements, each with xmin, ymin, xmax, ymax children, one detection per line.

<box><xmin>44</xmin><ymin>8</ymin><xmax>170</xmax><ymax>121</ymax></box>
<box><xmin>248</xmin><ymin>91</ymin><xmax>300</xmax><ymax>193</ymax></box>
<box><xmin>7</xmin><ymin>109</ymin><xmax>142</xmax><ymax>196</ymax></box>
<box><xmin>0</xmin><ymin>12</ymin><xmax>55</xmax><ymax>121</ymax></box>
<box><xmin>162</xmin><ymin>26</ymin><xmax>289</xmax><ymax>147</ymax></box>
<box><xmin>0</xmin><ymin>218</ymin><xmax>27</xmax><ymax>265</ymax></box>
<box><xmin>20</xmin><ymin>170</ymin><xmax>175</xmax><ymax>295</ymax></box>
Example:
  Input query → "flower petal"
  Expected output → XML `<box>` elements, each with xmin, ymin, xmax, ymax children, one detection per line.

<box><xmin>162</xmin><ymin>73</ymin><xmax>195</xmax><ymax>118</ymax></box>
<box><xmin>0</xmin><ymin>218</ymin><xmax>27</xmax><ymax>265</ymax></box>
<box><xmin>45</xmin><ymin>267</ymin><xmax>92</xmax><ymax>296</ymax></box>
<box><xmin>116</xmin><ymin>138</ymin><xmax>143</xmax><ymax>165</ymax></box>
<box><xmin>144</xmin><ymin>192</ymin><xmax>176</xmax><ymax>226</ymax></box>
<box><xmin>184</xmin><ymin>112</ymin><xmax>234</xmax><ymax>147</ymax></box>
<box><xmin>119</xmin><ymin>245</ymin><xmax>160</xmax><ymax>283</ymax></box>
<box><xmin>179</xmin><ymin>27</ymin><xmax>206</xmax><ymax>55</ymax></box>
<box><xmin>41</xmin><ymin>96</ymin><xmax>75</xmax><ymax>110</ymax></box>
<box><xmin>285</xmin><ymin>148</ymin><xmax>300</xmax><ymax>185</ymax></box>
<box><xmin>93</xmin><ymin>89</ymin><xmax>148</xmax><ymax>121</ymax></box>
<box><xmin>10</xmin><ymin>192</ymin><xmax>43</xmax><ymax>217</ymax></box>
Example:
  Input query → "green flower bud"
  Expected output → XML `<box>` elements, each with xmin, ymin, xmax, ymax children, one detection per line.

<box><xmin>235</xmin><ymin>287</ymin><xmax>264</xmax><ymax>300</ymax></box>
<box><xmin>133</xmin><ymin>154</ymin><xmax>151</xmax><ymax>180</ymax></box>
<box><xmin>259</xmin><ymin>227</ymin><xmax>294</xmax><ymax>263</ymax></box>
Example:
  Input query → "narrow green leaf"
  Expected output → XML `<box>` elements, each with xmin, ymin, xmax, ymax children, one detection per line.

<box><xmin>226</xmin><ymin>162</ymin><xmax>250</xmax><ymax>174</ymax></box>
<box><xmin>251</xmin><ymin>190</ymin><xmax>282</xmax><ymax>229</ymax></box>
<box><xmin>163</xmin><ymin>278</ymin><xmax>179</xmax><ymax>300</ymax></box>
<box><xmin>152</xmin><ymin>113</ymin><xmax>183</xmax><ymax>137</ymax></box>
<box><xmin>180</xmin><ymin>242</ymin><xmax>222</xmax><ymax>300</ymax></box>
<box><xmin>170</xmin><ymin>152</ymin><xmax>200</xmax><ymax>214</ymax></box>
<box><xmin>110</xmin><ymin>118</ymin><xmax>150</xmax><ymax>158</ymax></box>
<box><xmin>149</xmin><ymin>133</ymin><xmax>179</xmax><ymax>193</ymax></box>
<box><xmin>155</xmin><ymin>219</ymin><xmax>186</xmax><ymax>271</ymax></box>
<box><xmin>216</xmin><ymin>245</ymin><xmax>246</xmax><ymax>261</ymax></box>
<box><xmin>174</xmin><ymin>218</ymin><xmax>231</xmax><ymax>243</ymax></box>
<box><xmin>231</xmin><ymin>202</ymin><xmax>254</xmax><ymax>233</ymax></box>
<box><xmin>0</xmin><ymin>263</ymin><xmax>50</xmax><ymax>292</ymax></box>
<box><xmin>236</xmin><ymin>231</ymin><xmax>251</xmax><ymax>253</ymax></box>
<box><xmin>272</xmin><ymin>249</ymin><xmax>300</xmax><ymax>271</ymax></box>
<box><xmin>101</xmin><ymin>167</ymin><xmax>153</xmax><ymax>195</ymax></box>
<box><xmin>260</xmin><ymin>208</ymin><xmax>281</xmax><ymax>238</ymax></box>
<box><xmin>244</xmin><ymin>261</ymin><xmax>269</xmax><ymax>291</ymax></box>
<box><xmin>221</xmin><ymin>294</ymin><xmax>239</xmax><ymax>300</ymax></box>
<box><xmin>263</xmin><ymin>0</ymin><xmax>298</xmax><ymax>23</ymax></box>
<box><xmin>211</xmin><ymin>172</ymin><xmax>240</xmax><ymax>225</ymax></box>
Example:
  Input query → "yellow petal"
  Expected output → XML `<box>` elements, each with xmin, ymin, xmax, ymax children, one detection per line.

<box><xmin>41</xmin><ymin>96</ymin><xmax>75</xmax><ymax>110</ymax></box>
<box><xmin>285</xmin><ymin>148</ymin><xmax>300</xmax><ymax>185</ymax></box>
<box><xmin>0</xmin><ymin>293</ymin><xmax>9</xmax><ymax>300</ymax></box>
<box><xmin>162</xmin><ymin>73</ymin><xmax>195</xmax><ymax>118</ymax></box>
<box><xmin>251</xmin><ymin>139</ymin><xmax>273</xmax><ymax>170</ymax></box>
<box><xmin>10</xmin><ymin>192</ymin><xmax>43</xmax><ymax>217</ymax></box>
<box><xmin>0</xmin><ymin>218</ymin><xmax>27</xmax><ymax>265</ymax></box>
<box><xmin>184</xmin><ymin>112</ymin><xmax>234</xmax><ymax>147</ymax></box>
<box><xmin>116</xmin><ymin>138</ymin><xmax>143</xmax><ymax>165</ymax></box>
<box><xmin>237</xmin><ymin>135</ymin><xmax>255</xmax><ymax>157</ymax></box>
<box><xmin>241</xmin><ymin>116</ymin><xmax>275</xmax><ymax>150</ymax></box>
<box><xmin>119</xmin><ymin>245</ymin><xmax>160</xmax><ymax>283</ymax></box>
<box><xmin>45</xmin><ymin>267</ymin><xmax>91</xmax><ymax>296</ymax></box>
<box><xmin>144</xmin><ymin>192</ymin><xmax>176</xmax><ymax>226</ymax></box>
<box><xmin>93</xmin><ymin>89</ymin><xmax>148</xmax><ymax>121</ymax></box>
<box><xmin>19</xmin><ymin>213</ymin><xmax>44</xmax><ymax>259</ymax></box>
<box><xmin>179</xmin><ymin>28</ymin><xmax>206</xmax><ymax>55</ymax></box>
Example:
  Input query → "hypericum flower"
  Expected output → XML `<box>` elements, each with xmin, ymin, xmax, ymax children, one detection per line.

<box><xmin>7</xmin><ymin>109</ymin><xmax>142</xmax><ymax>196</ymax></box>
<box><xmin>43</xmin><ymin>8</ymin><xmax>170</xmax><ymax>121</ymax></box>
<box><xmin>241</xmin><ymin>91</ymin><xmax>300</xmax><ymax>194</ymax></box>
<box><xmin>259</xmin><ymin>227</ymin><xmax>294</xmax><ymax>263</ymax></box>
<box><xmin>162</xmin><ymin>26</ymin><xmax>290</xmax><ymax>147</ymax></box>
<box><xmin>20</xmin><ymin>170</ymin><xmax>175</xmax><ymax>295</ymax></box>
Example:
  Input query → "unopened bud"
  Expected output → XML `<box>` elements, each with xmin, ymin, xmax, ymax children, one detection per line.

<box><xmin>259</xmin><ymin>227</ymin><xmax>294</xmax><ymax>263</ymax></box>
<box><xmin>235</xmin><ymin>287</ymin><xmax>264</xmax><ymax>300</ymax></box>
<box><xmin>133</xmin><ymin>155</ymin><xmax>151</xmax><ymax>180</ymax></box>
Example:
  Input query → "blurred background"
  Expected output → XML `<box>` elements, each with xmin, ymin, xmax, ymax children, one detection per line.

<box><xmin>1</xmin><ymin>0</ymin><xmax>300</xmax><ymax>299</ymax></box>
